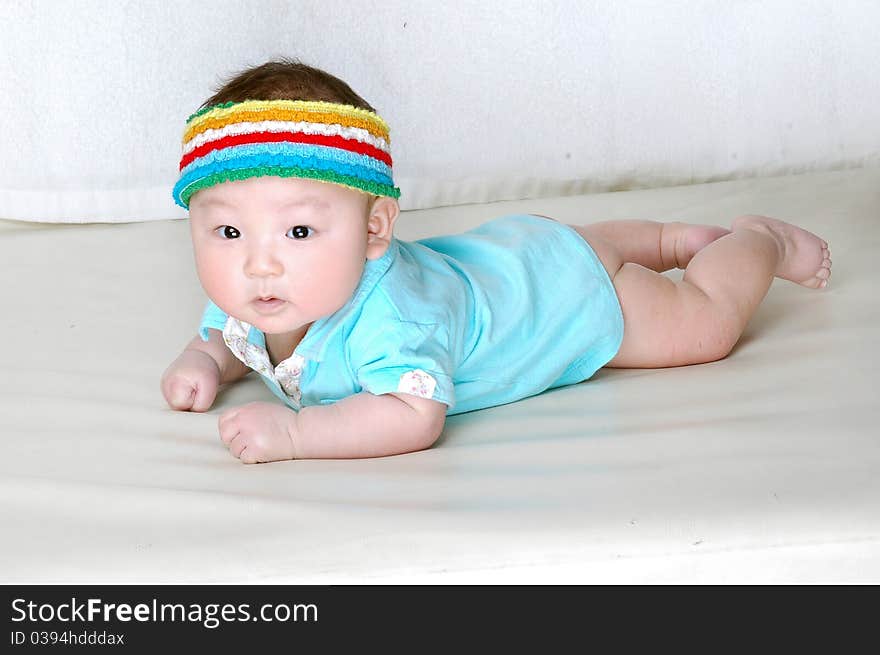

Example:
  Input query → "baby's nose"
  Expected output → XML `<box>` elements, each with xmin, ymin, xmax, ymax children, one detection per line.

<box><xmin>244</xmin><ymin>248</ymin><xmax>283</xmax><ymax>277</ymax></box>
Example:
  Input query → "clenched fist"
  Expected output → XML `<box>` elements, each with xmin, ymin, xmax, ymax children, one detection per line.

<box><xmin>218</xmin><ymin>402</ymin><xmax>299</xmax><ymax>464</ymax></box>
<box><xmin>161</xmin><ymin>349</ymin><xmax>221</xmax><ymax>412</ymax></box>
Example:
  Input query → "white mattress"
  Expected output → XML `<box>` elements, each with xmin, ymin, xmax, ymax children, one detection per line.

<box><xmin>1</xmin><ymin>167</ymin><xmax>878</xmax><ymax>583</ymax></box>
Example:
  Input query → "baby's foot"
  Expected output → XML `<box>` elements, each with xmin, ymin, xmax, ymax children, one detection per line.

<box><xmin>731</xmin><ymin>214</ymin><xmax>832</xmax><ymax>289</ymax></box>
<box><xmin>663</xmin><ymin>222</ymin><xmax>732</xmax><ymax>269</ymax></box>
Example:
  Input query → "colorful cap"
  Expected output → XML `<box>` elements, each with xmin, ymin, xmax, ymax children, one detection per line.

<box><xmin>172</xmin><ymin>99</ymin><xmax>401</xmax><ymax>209</ymax></box>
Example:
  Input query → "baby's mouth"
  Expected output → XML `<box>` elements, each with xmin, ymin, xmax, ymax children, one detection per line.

<box><xmin>252</xmin><ymin>296</ymin><xmax>287</xmax><ymax>312</ymax></box>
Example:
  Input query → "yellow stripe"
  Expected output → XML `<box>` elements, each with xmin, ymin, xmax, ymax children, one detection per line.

<box><xmin>184</xmin><ymin>100</ymin><xmax>390</xmax><ymax>144</ymax></box>
<box><xmin>190</xmin><ymin>99</ymin><xmax>389</xmax><ymax>131</ymax></box>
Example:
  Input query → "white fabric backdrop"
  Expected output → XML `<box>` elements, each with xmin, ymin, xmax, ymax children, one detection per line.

<box><xmin>2</xmin><ymin>0</ymin><xmax>879</xmax><ymax>222</ymax></box>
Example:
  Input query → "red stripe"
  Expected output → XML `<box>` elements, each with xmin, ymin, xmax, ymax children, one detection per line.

<box><xmin>179</xmin><ymin>131</ymin><xmax>392</xmax><ymax>171</ymax></box>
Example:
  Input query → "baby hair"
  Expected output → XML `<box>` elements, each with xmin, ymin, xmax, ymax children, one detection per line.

<box><xmin>198</xmin><ymin>57</ymin><xmax>377</xmax><ymax>113</ymax></box>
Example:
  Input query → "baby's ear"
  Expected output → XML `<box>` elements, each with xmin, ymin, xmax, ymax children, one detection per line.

<box><xmin>365</xmin><ymin>196</ymin><xmax>400</xmax><ymax>260</ymax></box>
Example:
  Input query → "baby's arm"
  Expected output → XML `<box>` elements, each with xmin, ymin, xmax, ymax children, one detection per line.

<box><xmin>297</xmin><ymin>392</ymin><xmax>446</xmax><ymax>459</ymax></box>
<box><xmin>161</xmin><ymin>329</ymin><xmax>250</xmax><ymax>411</ymax></box>
<box><xmin>185</xmin><ymin>328</ymin><xmax>251</xmax><ymax>385</ymax></box>
<box><xmin>218</xmin><ymin>391</ymin><xmax>446</xmax><ymax>462</ymax></box>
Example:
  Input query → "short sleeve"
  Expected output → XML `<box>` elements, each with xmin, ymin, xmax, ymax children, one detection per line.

<box><xmin>352</xmin><ymin>320</ymin><xmax>456</xmax><ymax>409</ymax></box>
<box><xmin>198</xmin><ymin>300</ymin><xmax>228</xmax><ymax>341</ymax></box>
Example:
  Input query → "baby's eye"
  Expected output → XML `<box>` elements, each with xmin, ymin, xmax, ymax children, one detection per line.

<box><xmin>286</xmin><ymin>225</ymin><xmax>313</xmax><ymax>239</ymax></box>
<box><xmin>215</xmin><ymin>225</ymin><xmax>241</xmax><ymax>239</ymax></box>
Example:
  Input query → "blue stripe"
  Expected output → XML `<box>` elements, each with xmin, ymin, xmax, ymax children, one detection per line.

<box><xmin>180</xmin><ymin>142</ymin><xmax>392</xmax><ymax>181</ymax></box>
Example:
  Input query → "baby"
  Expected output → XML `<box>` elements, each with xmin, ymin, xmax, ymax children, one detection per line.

<box><xmin>161</xmin><ymin>59</ymin><xmax>832</xmax><ymax>464</ymax></box>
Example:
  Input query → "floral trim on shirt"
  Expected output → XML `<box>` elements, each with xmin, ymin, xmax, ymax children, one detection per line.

<box><xmin>222</xmin><ymin>316</ymin><xmax>305</xmax><ymax>408</ymax></box>
<box><xmin>397</xmin><ymin>369</ymin><xmax>437</xmax><ymax>400</ymax></box>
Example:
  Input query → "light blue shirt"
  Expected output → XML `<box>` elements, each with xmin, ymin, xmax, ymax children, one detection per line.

<box><xmin>200</xmin><ymin>214</ymin><xmax>623</xmax><ymax>415</ymax></box>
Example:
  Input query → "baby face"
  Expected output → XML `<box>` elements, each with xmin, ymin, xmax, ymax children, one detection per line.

<box><xmin>188</xmin><ymin>176</ymin><xmax>377</xmax><ymax>335</ymax></box>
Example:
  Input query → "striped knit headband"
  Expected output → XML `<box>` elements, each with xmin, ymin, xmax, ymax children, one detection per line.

<box><xmin>172</xmin><ymin>99</ymin><xmax>401</xmax><ymax>209</ymax></box>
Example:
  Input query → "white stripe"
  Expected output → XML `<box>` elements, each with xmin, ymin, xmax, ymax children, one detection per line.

<box><xmin>183</xmin><ymin>120</ymin><xmax>390</xmax><ymax>156</ymax></box>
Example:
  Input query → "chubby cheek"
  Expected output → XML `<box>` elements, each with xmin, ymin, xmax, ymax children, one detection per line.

<box><xmin>194</xmin><ymin>249</ymin><xmax>241</xmax><ymax>314</ymax></box>
<box><xmin>299</xmin><ymin>253</ymin><xmax>364</xmax><ymax>316</ymax></box>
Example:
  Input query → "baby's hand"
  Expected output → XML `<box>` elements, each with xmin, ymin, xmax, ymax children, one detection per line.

<box><xmin>218</xmin><ymin>402</ymin><xmax>299</xmax><ymax>464</ymax></box>
<box><xmin>160</xmin><ymin>349</ymin><xmax>221</xmax><ymax>412</ymax></box>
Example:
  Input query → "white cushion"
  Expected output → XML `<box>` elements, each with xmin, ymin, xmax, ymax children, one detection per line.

<box><xmin>1</xmin><ymin>167</ymin><xmax>876</xmax><ymax>583</ymax></box>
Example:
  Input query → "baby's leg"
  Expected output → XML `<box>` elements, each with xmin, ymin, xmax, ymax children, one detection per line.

<box><xmin>574</xmin><ymin>215</ymin><xmax>831</xmax><ymax>368</ymax></box>
<box><xmin>584</xmin><ymin>219</ymin><xmax>730</xmax><ymax>272</ymax></box>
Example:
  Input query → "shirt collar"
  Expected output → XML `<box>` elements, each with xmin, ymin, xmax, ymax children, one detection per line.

<box><xmin>239</xmin><ymin>238</ymin><xmax>399</xmax><ymax>363</ymax></box>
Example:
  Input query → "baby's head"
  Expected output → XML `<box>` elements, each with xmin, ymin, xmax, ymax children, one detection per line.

<box><xmin>173</xmin><ymin>59</ymin><xmax>400</xmax><ymax>335</ymax></box>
